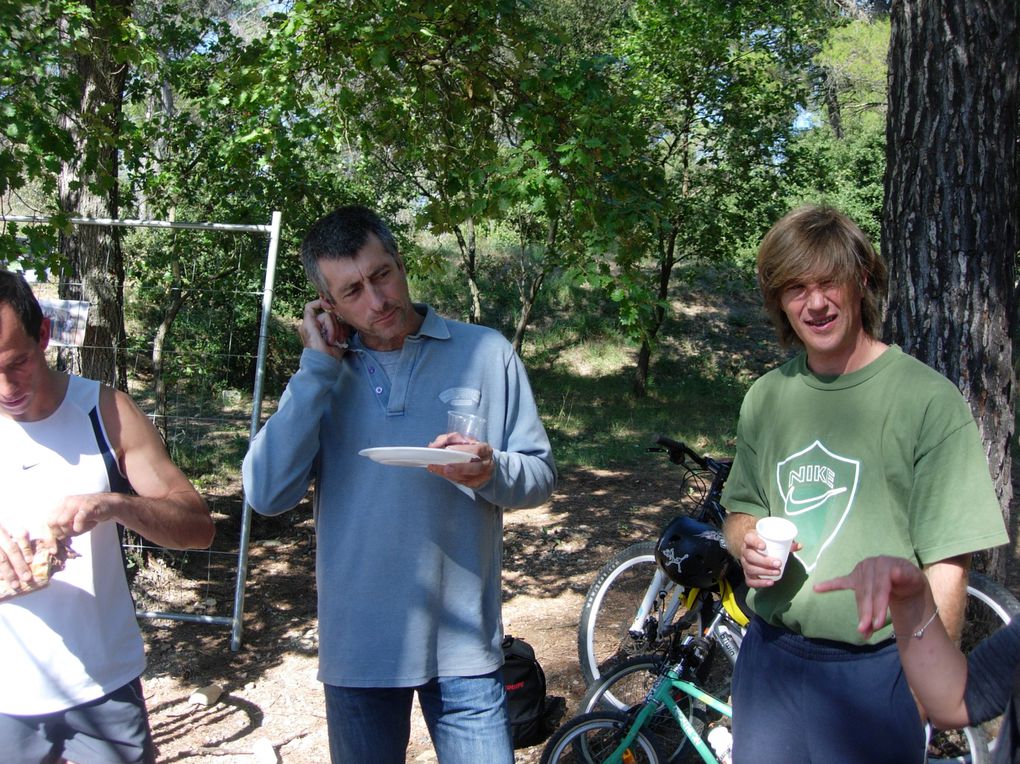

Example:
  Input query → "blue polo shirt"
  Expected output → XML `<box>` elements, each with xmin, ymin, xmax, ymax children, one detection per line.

<box><xmin>242</xmin><ymin>304</ymin><xmax>556</xmax><ymax>686</ymax></box>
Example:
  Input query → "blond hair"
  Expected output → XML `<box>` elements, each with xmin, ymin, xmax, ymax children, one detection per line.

<box><xmin>757</xmin><ymin>205</ymin><xmax>887</xmax><ymax>347</ymax></box>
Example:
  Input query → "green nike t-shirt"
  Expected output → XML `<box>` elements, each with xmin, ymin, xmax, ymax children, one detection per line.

<box><xmin>721</xmin><ymin>345</ymin><xmax>1008</xmax><ymax>644</ymax></box>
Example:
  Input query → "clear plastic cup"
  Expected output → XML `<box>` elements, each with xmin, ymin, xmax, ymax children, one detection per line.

<box><xmin>447</xmin><ymin>410</ymin><xmax>487</xmax><ymax>440</ymax></box>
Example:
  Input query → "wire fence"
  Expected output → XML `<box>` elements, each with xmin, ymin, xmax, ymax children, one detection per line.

<box><xmin>2</xmin><ymin>212</ymin><xmax>282</xmax><ymax>651</ymax></box>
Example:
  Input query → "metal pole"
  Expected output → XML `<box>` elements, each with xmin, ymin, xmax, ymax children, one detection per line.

<box><xmin>230</xmin><ymin>210</ymin><xmax>282</xmax><ymax>652</ymax></box>
<box><xmin>4</xmin><ymin>210</ymin><xmax>278</xmax><ymax>650</ymax></box>
<box><xmin>1</xmin><ymin>214</ymin><xmax>271</xmax><ymax>234</ymax></box>
<box><xmin>137</xmin><ymin>611</ymin><xmax>234</xmax><ymax>626</ymax></box>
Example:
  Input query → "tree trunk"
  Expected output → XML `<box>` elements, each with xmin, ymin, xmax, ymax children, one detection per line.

<box><xmin>822</xmin><ymin>70</ymin><xmax>845</xmax><ymax>140</ymax></box>
<box><xmin>152</xmin><ymin>261</ymin><xmax>188</xmax><ymax>438</ymax></box>
<box><xmin>633</xmin><ymin>341</ymin><xmax>652</xmax><ymax>398</ymax></box>
<box><xmin>511</xmin><ymin>217</ymin><xmax>557</xmax><ymax>354</ymax></box>
<box><xmin>453</xmin><ymin>218</ymin><xmax>483</xmax><ymax>324</ymax></box>
<box><xmin>633</xmin><ymin>226</ymin><xmax>678</xmax><ymax>397</ymax></box>
<box><xmin>57</xmin><ymin>0</ymin><xmax>132</xmax><ymax>390</ymax></box>
<box><xmin>883</xmin><ymin>0</ymin><xmax>1018</xmax><ymax>579</ymax></box>
<box><xmin>511</xmin><ymin>268</ymin><xmax>547</xmax><ymax>355</ymax></box>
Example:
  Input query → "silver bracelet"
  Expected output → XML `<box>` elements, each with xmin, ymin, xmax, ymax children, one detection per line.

<box><xmin>894</xmin><ymin>605</ymin><xmax>940</xmax><ymax>640</ymax></box>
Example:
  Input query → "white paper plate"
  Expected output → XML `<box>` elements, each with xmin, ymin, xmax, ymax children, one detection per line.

<box><xmin>358</xmin><ymin>446</ymin><xmax>475</xmax><ymax>468</ymax></box>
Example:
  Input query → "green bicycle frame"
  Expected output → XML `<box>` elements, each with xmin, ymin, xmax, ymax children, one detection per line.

<box><xmin>603</xmin><ymin>672</ymin><xmax>733</xmax><ymax>764</ymax></box>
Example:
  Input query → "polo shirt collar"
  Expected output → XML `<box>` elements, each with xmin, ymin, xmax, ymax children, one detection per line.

<box><xmin>409</xmin><ymin>304</ymin><xmax>449</xmax><ymax>342</ymax></box>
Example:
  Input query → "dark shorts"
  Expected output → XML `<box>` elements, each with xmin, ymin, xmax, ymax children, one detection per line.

<box><xmin>731</xmin><ymin>617</ymin><xmax>926</xmax><ymax>764</ymax></box>
<box><xmin>0</xmin><ymin>677</ymin><xmax>155</xmax><ymax>764</ymax></box>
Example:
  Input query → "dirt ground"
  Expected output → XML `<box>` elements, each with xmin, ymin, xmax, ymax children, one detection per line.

<box><xmin>138</xmin><ymin>465</ymin><xmax>683</xmax><ymax>763</ymax></box>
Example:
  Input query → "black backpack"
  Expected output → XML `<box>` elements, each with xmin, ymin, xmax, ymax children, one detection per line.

<box><xmin>501</xmin><ymin>635</ymin><xmax>566</xmax><ymax>749</ymax></box>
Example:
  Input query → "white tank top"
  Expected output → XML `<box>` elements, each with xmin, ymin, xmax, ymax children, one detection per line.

<box><xmin>0</xmin><ymin>375</ymin><xmax>146</xmax><ymax>714</ymax></box>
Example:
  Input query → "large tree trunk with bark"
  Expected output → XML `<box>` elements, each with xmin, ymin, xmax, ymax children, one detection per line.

<box><xmin>57</xmin><ymin>0</ymin><xmax>132</xmax><ymax>390</ymax></box>
<box><xmin>883</xmin><ymin>0</ymin><xmax>1019</xmax><ymax>578</ymax></box>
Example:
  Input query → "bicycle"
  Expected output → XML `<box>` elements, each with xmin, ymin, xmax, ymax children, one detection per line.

<box><xmin>579</xmin><ymin>558</ymin><xmax>1015</xmax><ymax>762</ymax></box>
<box><xmin>542</xmin><ymin>631</ymin><xmax>733</xmax><ymax>764</ymax></box>
<box><xmin>576</xmin><ymin>580</ymin><xmax>743</xmax><ymax>762</ymax></box>
<box><xmin>577</xmin><ymin>436</ymin><xmax>747</xmax><ymax>703</ymax></box>
<box><xmin>573</xmin><ymin>568</ymin><xmax>1020</xmax><ymax>764</ymax></box>
<box><xmin>571</xmin><ymin>436</ymin><xmax>746</xmax><ymax>761</ymax></box>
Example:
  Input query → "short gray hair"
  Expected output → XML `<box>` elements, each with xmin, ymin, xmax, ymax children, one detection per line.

<box><xmin>299</xmin><ymin>206</ymin><xmax>400</xmax><ymax>295</ymax></box>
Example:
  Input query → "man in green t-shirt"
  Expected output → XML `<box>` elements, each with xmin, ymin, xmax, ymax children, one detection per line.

<box><xmin>721</xmin><ymin>204</ymin><xmax>1008</xmax><ymax>763</ymax></box>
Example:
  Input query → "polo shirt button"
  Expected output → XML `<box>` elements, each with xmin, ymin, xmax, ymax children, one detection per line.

<box><xmin>369</xmin><ymin>366</ymin><xmax>376</xmax><ymax>373</ymax></box>
<box><xmin>375</xmin><ymin>386</ymin><xmax>383</xmax><ymax>394</ymax></box>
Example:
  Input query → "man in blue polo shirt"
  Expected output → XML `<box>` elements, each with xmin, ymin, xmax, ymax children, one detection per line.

<box><xmin>242</xmin><ymin>205</ymin><xmax>556</xmax><ymax>763</ymax></box>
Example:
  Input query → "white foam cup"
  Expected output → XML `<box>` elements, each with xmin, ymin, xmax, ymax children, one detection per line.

<box><xmin>447</xmin><ymin>410</ymin><xmax>487</xmax><ymax>440</ymax></box>
<box><xmin>756</xmin><ymin>516</ymin><xmax>797</xmax><ymax>580</ymax></box>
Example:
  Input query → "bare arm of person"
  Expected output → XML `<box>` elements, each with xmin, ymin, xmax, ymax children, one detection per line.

<box><xmin>815</xmin><ymin>556</ymin><xmax>970</xmax><ymax>729</ymax></box>
<box><xmin>723</xmin><ymin>511</ymin><xmax>784</xmax><ymax>588</ymax></box>
<box><xmin>924</xmin><ymin>554</ymin><xmax>971</xmax><ymax>643</ymax></box>
<box><xmin>47</xmin><ymin>386</ymin><xmax>214</xmax><ymax>550</ymax></box>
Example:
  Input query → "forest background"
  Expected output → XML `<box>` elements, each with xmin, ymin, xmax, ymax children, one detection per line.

<box><xmin>3</xmin><ymin>0</ymin><xmax>1015</xmax><ymax>563</ymax></box>
<box><xmin>1</xmin><ymin>0</ymin><xmax>1018</xmax><ymax>759</ymax></box>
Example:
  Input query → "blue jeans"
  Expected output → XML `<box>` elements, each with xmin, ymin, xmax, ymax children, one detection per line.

<box><xmin>324</xmin><ymin>670</ymin><xmax>514</xmax><ymax>764</ymax></box>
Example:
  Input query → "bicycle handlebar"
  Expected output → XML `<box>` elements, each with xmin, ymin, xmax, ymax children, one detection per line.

<box><xmin>651</xmin><ymin>434</ymin><xmax>729</xmax><ymax>475</ymax></box>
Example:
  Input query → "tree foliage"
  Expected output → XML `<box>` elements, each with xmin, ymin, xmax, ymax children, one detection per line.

<box><xmin>0</xmin><ymin>0</ymin><xmax>865</xmax><ymax>393</ymax></box>
<box><xmin>0</xmin><ymin>0</ymin><xmax>88</xmax><ymax>269</ymax></box>
<box><xmin>594</xmin><ymin>0</ymin><xmax>836</xmax><ymax>394</ymax></box>
<box><xmin>12</xmin><ymin>0</ymin><xmax>1008</xmax><ymax>422</ymax></box>
<box><xmin>782</xmin><ymin>15</ymin><xmax>887</xmax><ymax>241</ymax></box>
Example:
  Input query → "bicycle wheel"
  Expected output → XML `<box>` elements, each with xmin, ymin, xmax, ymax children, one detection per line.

<box><xmin>540</xmin><ymin>711</ymin><xmax>666</xmax><ymax>764</ymax></box>
<box><xmin>928</xmin><ymin>571</ymin><xmax>1020</xmax><ymax>764</ymax></box>
<box><xmin>578</xmin><ymin>655</ymin><xmax>691</xmax><ymax>763</ymax></box>
<box><xmin>578</xmin><ymin>542</ymin><xmax>701</xmax><ymax>687</ymax></box>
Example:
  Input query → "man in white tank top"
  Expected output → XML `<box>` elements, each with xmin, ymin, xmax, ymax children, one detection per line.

<box><xmin>0</xmin><ymin>270</ymin><xmax>215</xmax><ymax>764</ymax></box>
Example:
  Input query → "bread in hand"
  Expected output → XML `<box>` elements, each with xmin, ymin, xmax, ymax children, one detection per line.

<box><xmin>0</xmin><ymin>537</ymin><xmax>78</xmax><ymax>601</ymax></box>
